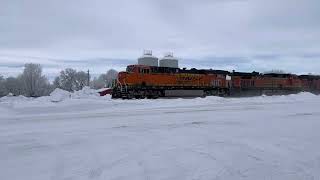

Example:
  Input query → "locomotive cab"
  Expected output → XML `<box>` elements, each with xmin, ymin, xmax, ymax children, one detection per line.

<box><xmin>126</xmin><ymin>65</ymin><xmax>151</xmax><ymax>74</ymax></box>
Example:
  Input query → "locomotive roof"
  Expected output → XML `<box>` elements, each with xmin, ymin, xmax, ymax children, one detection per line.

<box><xmin>127</xmin><ymin>65</ymin><xmax>229</xmax><ymax>75</ymax></box>
<box><xmin>231</xmin><ymin>71</ymin><xmax>260</xmax><ymax>77</ymax></box>
<box><xmin>263</xmin><ymin>73</ymin><xmax>296</xmax><ymax>78</ymax></box>
<box><xmin>299</xmin><ymin>75</ymin><xmax>320</xmax><ymax>80</ymax></box>
<box><xmin>180</xmin><ymin>68</ymin><xmax>229</xmax><ymax>75</ymax></box>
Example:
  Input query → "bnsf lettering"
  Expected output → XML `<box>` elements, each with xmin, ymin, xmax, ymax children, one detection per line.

<box><xmin>177</xmin><ymin>75</ymin><xmax>202</xmax><ymax>81</ymax></box>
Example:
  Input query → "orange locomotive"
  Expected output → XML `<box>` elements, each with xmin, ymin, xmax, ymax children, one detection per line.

<box><xmin>230</xmin><ymin>72</ymin><xmax>303</xmax><ymax>96</ymax></box>
<box><xmin>299</xmin><ymin>75</ymin><xmax>320</xmax><ymax>94</ymax></box>
<box><xmin>112</xmin><ymin>65</ymin><xmax>230</xmax><ymax>99</ymax></box>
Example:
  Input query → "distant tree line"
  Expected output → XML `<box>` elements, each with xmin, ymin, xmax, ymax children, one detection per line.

<box><xmin>0</xmin><ymin>63</ymin><xmax>118</xmax><ymax>97</ymax></box>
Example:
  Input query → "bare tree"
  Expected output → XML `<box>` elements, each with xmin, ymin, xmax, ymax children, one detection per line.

<box><xmin>105</xmin><ymin>69</ymin><xmax>118</xmax><ymax>87</ymax></box>
<box><xmin>4</xmin><ymin>76</ymin><xmax>24</xmax><ymax>96</ymax></box>
<box><xmin>59</xmin><ymin>68</ymin><xmax>77</xmax><ymax>92</ymax></box>
<box><xmin>0</xmin><ymin>75</ymin><xmax>7</xmax><ymax>97</ymax></box>
<box><xmin>53</xmin><ymin>76</ymin><xmax>61</xmax><ymax>89</ymax></box>
<box><xmin>55</xmin><ymin>68</ymin><xmax>90</xmax><ymax>92</ymax></box>
<box><xmin>75</xmin><ymin>71</ymin><xmax>88</xmax><ymax>90</ymax></box>
<box><xmin>91</xmin><ymin>69</ymin><xmax>118</xmax><ymax>89</ymax></box>
<box><xmin>36</xmin><ymin>77</ymin><xmax>53</xmax><ymax>97</ymax></box>
<box><xmin>21</xmin><ymin>63</ymin><xmax>49</xmax><ymax>97</ymax></box>
<box><xmin>91</xmin><ymin>74</ymin><xmax>107</xmax><ymax>89</ymax></box>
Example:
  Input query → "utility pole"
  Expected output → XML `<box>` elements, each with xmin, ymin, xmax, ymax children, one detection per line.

<box><xmin>87</xmin><ymin>69</ymin><xmax>90</xmax><ymax>87</ymax></box>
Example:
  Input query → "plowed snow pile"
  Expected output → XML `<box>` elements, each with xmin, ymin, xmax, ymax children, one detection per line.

<box><xmin>71</xmin><ymin>86</ymin><xmax>101</xmax><ymax>99</ymax></box>
<box><xmin>0</xmin><ymin>87</ymin><xmax>104</xmax><ymax>105</ymax></box>
<box><xmin>49</xmin><ymin>88</ymin><xmax>71</xmax><ymax>102</ymax></box>
<box><xmin>1</xmin><ymin>92</ymin><xmax>320</xmax><ymax>180</ymax></box>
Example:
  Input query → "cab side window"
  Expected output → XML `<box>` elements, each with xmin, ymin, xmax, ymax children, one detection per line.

<box><xmin>141</xmin><ymin>69</ymin><xmax>149</xmax><ymax>74</ymax></box>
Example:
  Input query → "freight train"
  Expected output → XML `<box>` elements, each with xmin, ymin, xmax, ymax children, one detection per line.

<box><xmin>112</xmin><ymin>51</ymin><xmax>320</xmax><ymax>99</ymax></box>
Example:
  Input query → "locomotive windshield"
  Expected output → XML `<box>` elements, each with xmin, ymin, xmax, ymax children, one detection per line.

<box><xmin>126</xmin><ymin>66</ymin><xmax>134</xmax><ymax>72</ymax></box>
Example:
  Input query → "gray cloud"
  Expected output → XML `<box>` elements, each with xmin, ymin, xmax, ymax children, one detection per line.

<box><xmin>0</xmin><ymin>0</ymin><xmax>319</xmax><ymax>76</ymax></box>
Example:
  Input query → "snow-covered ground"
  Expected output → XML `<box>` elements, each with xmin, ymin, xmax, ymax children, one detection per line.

<box><xmin>1</xmin><ymin>90</ymin><xmax>320</xmax><ymax>180</ymax></box>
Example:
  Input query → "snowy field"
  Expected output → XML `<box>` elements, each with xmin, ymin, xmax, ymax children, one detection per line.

<box><xmin>1</xmin><ymin>89</ymin><xmax>320</xmax><ymax>180</ymax></box>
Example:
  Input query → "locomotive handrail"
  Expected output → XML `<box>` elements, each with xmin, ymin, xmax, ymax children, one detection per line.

<box><xmin>123</xmin><ymin>79</ymin><xmax>128</xmax><ymax>93</ymax></box>
<box><xmin>117</xmin><ymin>79</ymin><xmax>123</xmax><ymax>92</ymax></box>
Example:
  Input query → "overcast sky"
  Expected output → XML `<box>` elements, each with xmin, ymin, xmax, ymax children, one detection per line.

<box><xmin>1</xmin><ymin>0</ymin><xmax>320</xmax><ymax>78</ymax></box>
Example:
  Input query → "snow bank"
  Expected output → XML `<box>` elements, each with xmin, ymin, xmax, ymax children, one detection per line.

<box><xmin>1</xmin><ymin>89</ymin><xmax>320</xmax><ymax>180</ymax></box>
<box><xmin>71</xmin><ymin>86</ymin><xmax>100</xmax><ymax>99</ymax></box>
<box><xmin>0</xmin><ymin>94</ymin><xmax>32</xmax><ymax>110</ymax></box>
<box><xmin>49</xmin><ymin>88</ymin><xmax>71</xmax><ymax>102</ymax></box>
<box><xmin>0</xmin><ymin>89</ymin><xmax>318</xmax><ymax>108</ymax></box>
<box><xmin>47</xmin><ymin>87</ymin><xmax>103</xmax><ymax>102</ymax></box>
<box><xmin>260</xmin><ymin>92</ymin><xmax>317</xmax><ymax>103</ymax></box>
<box><xmin>0</xmin><ymin>94</ymin><xmax>31</xmax><ymax>103</ymax></box>
<box><xmin>0</xmin><ymin>87</ymin><xmax>106</xmax><ymax>107</ymax></box>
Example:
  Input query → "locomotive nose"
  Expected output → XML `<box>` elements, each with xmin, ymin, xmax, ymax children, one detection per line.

<box><xmin>118</xmin><ymin>72</ymin><xmax>127</xmax><ymax>83</ymax></box>
<box><xmin>118</xmin><ymin>72</ymin><xmax>126</xmax><ymax>78</ymax></box>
